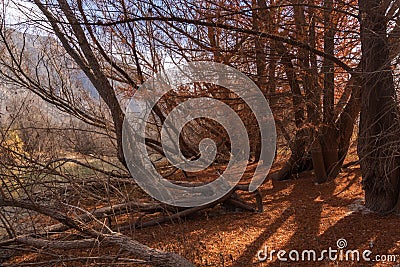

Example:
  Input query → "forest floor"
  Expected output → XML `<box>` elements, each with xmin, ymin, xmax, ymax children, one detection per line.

<box><xmin>129</xmin><ymin>164</ymin><xmax>400</xmax><ymax>266</ymax></box>
<box><xmin>6</xmin><ymin>155</ymin><xmax>400</xmax><ymax>267</ymax></box>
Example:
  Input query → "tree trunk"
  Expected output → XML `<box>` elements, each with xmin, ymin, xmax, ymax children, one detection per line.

<box><xmin>358</xmin><ymin>0</ymin><xmax>400</xmax><ymax>213</ymax></box>
<box><xmin>270</xmin><ymin>44</ymin><xmax>312</xmax><ymax>181</ymax></box>
<box><xmin>318</xmin><ymin>0</ymin><xmax>338</xmax><ymax>182</ymax></box>
<box><xmin>270</xmin><ymin>127</ymin><xmax>313</xmax><ymax>181</ymax></box>
<box><xmin>35</xmin><ymin>0</ymin><xmax>127</xmax><ymax>167</ymax></box>
<box><xmin>311</xmin><ymin>130</ymin><xmax>328</xmax><ymax>184</ymax></box>
<box><xmin>330</xmin><ymin>74</ymin><xmax>361</xmax><ymax>178</ymax></box>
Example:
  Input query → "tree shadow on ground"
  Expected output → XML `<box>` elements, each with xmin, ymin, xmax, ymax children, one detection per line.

<box><xmin>131</xmin><ymin>167</ymin><xmax>399</xmax><ymax>267</ymax></box>
<box><xmin>231</xmin><ymin>168</ymin><xmax>400</xmax><ymax>267</ymax></box>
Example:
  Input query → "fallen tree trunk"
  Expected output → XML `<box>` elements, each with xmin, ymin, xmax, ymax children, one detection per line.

<box><xmin>0</xmin><ymin>181</ymin><xmax>261</xmax><ymax>266</ymax></box>
<box><xmin>0</xmin><ymin>198</ymin><xmax>194</xmax><ymax>267</ymax></box>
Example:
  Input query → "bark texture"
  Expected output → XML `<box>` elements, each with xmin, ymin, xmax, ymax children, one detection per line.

<box><xmin>358</xmin><ymin>0</ymin><xmax>400</xmax><ymax>213</ymax></box>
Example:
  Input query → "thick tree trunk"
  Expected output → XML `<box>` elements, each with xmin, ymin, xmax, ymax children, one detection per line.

<box><xmin>270</xmin><ymin>43</ymin><xmax>312</xmax><ymax>181</ymax></box>
<box><xmin>318</xmin><ymin>0</ymin><xmax>338</xmax><ymax>182</ymax></box>
<box><xmin>329</xmin><ymin>74</ymin><xmax>361</xmax><ymax>178</ymax></box>
<box><xmin>358</xmin><ymin>0</ymin><xmax>400</xmax><ymax>213</ymax></box>
<box><xmin>311</xmin><ymin>130</ymin><xmax>328</xmax><ymax>184</ymax></box>
<box><xmin>271</xmin><ymin>127</ymin><xmax>313</xmax><ymax>181</ymax></box>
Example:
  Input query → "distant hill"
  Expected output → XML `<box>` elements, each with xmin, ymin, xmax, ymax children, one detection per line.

<box><xmin>0</xmin><ymin>29</ymin><xmax>99</xmax><ymax>124</ymax></box>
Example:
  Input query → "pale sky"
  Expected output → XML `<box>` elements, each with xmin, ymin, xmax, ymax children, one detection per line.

<box><xmin>2</xmin><ymin>0</ymin><xmax>46</xmax><ymax>34</ymax></box>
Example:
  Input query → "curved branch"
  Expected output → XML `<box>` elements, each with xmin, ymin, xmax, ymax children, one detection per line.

<box><xmin>96</xmin><ymin>16</ymin><xmax>354</xmax><ymax>73</ymax></box>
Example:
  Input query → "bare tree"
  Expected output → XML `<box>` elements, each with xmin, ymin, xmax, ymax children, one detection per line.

<box><xmin>358</xmin><ymin>0</ymin><xmax>400</xmax><ymax>213</ymax></box>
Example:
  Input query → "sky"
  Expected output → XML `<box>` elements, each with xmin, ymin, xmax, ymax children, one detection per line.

<box><xmin>2</xmin><ymin>0</ymin><xmax>47</xmax><ymax>35</ymax></box>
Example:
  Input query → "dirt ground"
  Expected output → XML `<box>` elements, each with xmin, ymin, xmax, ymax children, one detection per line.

<box><xmin>6</xmin><ymin>162</ymin><xmax>400</xmax><ymax>267</ymax></box>
<box><xmin>119</xmin><ymin>163</ymin><xmax>398</xmax><ymax>267</ymax></box>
